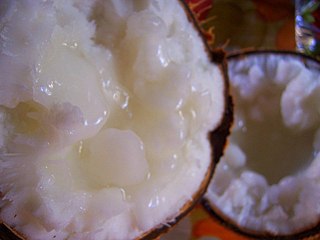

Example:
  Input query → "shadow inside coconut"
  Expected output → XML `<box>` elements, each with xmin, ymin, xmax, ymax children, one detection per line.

<box><xmin>205</xmin><ymin>50</ymin><xmax>320</xmax><ymax>238</ymax></box>
<box><xmin>231</xmin><ymin>89</ymin><xmax>316</xmax><ymax>185</ymax></box>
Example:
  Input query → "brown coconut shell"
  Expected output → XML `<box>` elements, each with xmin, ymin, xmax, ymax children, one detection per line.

<box><xmin>202</xmin><ymin>49</ymin><xmax>320</xmax><ymax>240</ymax></box>
<box><xmin>0</xmin><ymin>1</ymin><xmax>232</xmax><ymax>240</ymax></box>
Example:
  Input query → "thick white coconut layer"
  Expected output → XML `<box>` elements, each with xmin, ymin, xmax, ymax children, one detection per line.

<box><xmin>206</xmin><ymin>53</ymin><xmax>320</xmax><ymax>235</ymax></box>
<box><xmin>0</xmin><ymin>0</ymin><xmax>225</xmax><ymax>239</ymax></box>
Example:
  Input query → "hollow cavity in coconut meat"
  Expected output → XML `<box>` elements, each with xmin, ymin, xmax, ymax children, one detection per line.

<box><xmin>0</xmin><ymin>0</ymin><xmax>226</xmax><ymax>239</ymax></box>
<box><xmin>206</xmin><ymin>53</ymin><xmax>320</xmax><ymax>235</ymax></box>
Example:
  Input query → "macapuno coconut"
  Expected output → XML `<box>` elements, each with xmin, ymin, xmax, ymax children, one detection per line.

<box><xmin>204</xmin><ymin>50</ymin><xmax>320</xmax><ymax>239</ymax></box>
<box><xmin>0</xmin><ymin>0</ymin><xmax>230</xmax><ymax>239</ymax></box>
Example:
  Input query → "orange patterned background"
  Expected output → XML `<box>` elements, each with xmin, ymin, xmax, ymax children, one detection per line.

<box><xmin>161</xmin><ymin>1</ymin><xmax>295</xmax><ymax>239</ymax></box>
<box><xmin>186</xmin><ymin>0</ymin><xmax>295</xmax><ymax>52</ymax></box>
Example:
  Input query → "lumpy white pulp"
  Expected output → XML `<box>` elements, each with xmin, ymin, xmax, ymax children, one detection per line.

<box><xmin>206</xmin><ymin>53</ymin><xmax>320</xmax><ymax>235</ymax></box>
<box><xmin>0</xmin><ymin>0</ymin><xmax>225</xmax><ymax>239</ymax></box>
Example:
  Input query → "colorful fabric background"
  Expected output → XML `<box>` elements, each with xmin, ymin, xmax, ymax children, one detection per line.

<box><xmin>187</xmin><ymin>0</ymin><xmax>295</xmax><ymax>52</ymax></box>
<box><xmin>161</xmin><ymin>1</ymin><xmax>295</xmax><ymax>239</ymax></box>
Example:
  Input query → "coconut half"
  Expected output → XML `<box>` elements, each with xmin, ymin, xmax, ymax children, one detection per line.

<box><xmin>0</xmin><ymin>0</ymin><xmax>229</xmax><ymax>240</ymax></box>
<box><xmin>204</xmin><ymin>50</ymin><xmax>320</xmax><ymax>239</ymax></box>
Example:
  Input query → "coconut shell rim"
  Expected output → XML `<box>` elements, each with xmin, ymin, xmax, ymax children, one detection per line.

<box><xmin>139</xmin><ymin>0</ymin><xmax>234</xmax><ymax>235</ymax></box>
<box><xmin>228</xmin><ymin>48</ymin><xmax>320</xmax><ymax>62</ymax></box>
<box><xmin>202</xmin><ymin>49</ymin><xmax>320</xmax><ymax>240</ymax></box>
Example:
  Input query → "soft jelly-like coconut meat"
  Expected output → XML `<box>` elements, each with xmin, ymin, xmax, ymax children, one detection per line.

<box><xmin>206</xmin><ymin>54</ymin><xmax>320</xmax><ymax>235</ymax></box>
<box><xmin>0</xmin><ymin>0</ymin><xmax>225</xmax><ymax>239</ymax></box>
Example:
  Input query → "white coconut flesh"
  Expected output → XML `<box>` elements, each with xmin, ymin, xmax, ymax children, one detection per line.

<box><xmin>205</xmin><ymin>53</ymin><xmax>320</xmax><ymax>236</ymax></box>
<box><xmin>0</xmin><ymin>0</ymin><xmax>226</xmax><ymax>239</ymax></box>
